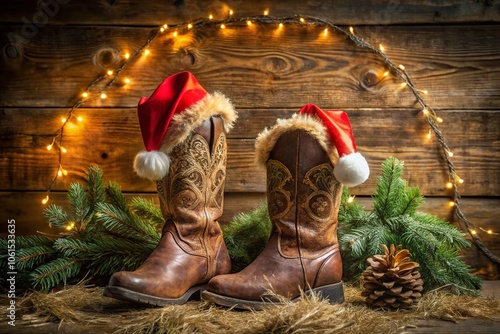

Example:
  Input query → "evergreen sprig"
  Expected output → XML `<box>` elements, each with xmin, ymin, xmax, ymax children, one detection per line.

<box><xmin>222</xmin><ymin>203</ymin><xmax>272</xmax><ymax>272</ymax></box>
<box><xmin>338</xmin><ymin>157</ymin><xmax>481</xmax><ymax>295</ymax></box>
<box><xmin>1</xmin><ymin>166</ymin><xmax>162</xmax><ymax>291</ymax></box>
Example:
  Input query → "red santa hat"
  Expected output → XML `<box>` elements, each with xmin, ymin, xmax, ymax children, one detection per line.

<box><xmin>255</xmin><ymin>104</ymin><xmax>369</xmax><ymax>187</ymax></box>
<box><xmin>134</xmin><ymin>71</ymin><xmax>237</xmax><ymax>181</ymax></box>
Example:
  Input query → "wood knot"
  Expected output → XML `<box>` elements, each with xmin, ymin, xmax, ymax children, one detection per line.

<box><xmin>263</xmin><ymin>56</ymin><xmax>289</xmax><ymax>74</ymax></box>
<box><xmin>94</xmin><ymin>48</ymin><xmax>120</xmax><ymax>69</ymax></box>
<box><xmin>3</xmin><ymin>44</ymin><xmax>19</xmax><ymax>59</ymax></box>
<box><xmin>181</xmin><ymin>52</ymin><xmax>195</xmax><ymax>66</ymax></box>
<box><xmin>362</xmin><ymin>69</ymin><xmax>380</xmax><ymax>88</ymax></box>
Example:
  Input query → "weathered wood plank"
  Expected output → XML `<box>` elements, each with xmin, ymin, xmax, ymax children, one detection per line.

<box><xmin>2</xmin><ymin>191</ymin><xmax>498</xmax><ymax>277</ymax></box>
<box><xmin>1</xmin><ymin>108</ymin><xmax>498</xmax><ymax>196</ymax></box>
<box><xmin>1</xmin><ymin>24</ymin><xmax>499</xmax><ymax>109</ymax></box>
<box><xmin>0</xmin><ymin>0</ymin><xmax>498</xmax><ymax>26</ymax></box>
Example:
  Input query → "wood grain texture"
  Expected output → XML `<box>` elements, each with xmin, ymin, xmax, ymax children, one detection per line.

<box><xmin>1</xmin><ymin>192</ymin><xmax>497</xmax><ymax>277</ymax></box>
<box><xmin>1</xmin><ymin>108</ymin><xmax>498</xmax><ymax>196</ymax></box>
<box><xmin>0</xmin><ymin>0</ymin><xmax>498</xmax><ymax>26</ymax></box>
<box><xmin>1</xmin><ymin>24</ymin><xmax>499</xmax><ymax>109</ymax></box>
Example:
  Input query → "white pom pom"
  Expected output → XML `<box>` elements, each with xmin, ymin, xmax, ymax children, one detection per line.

<box><xmin>133</xmin><ymin>151</ymin><xmax>171</xmax><ymax>181</ymax></box>
<box><xmin>334</xmin><ymin>152</ymin><xmax>370</xmax><ymax>187</ymax></box>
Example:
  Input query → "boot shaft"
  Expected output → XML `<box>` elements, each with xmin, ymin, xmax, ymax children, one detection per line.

<box><xmin>156</xmin><ymin>116</ymin><xmax>227</xmax><ymax>255</ymax></box>
<box><xmin>267</xmin><ymin>129</ymin><xmax>343</xmax><ymax>258</ymax></box>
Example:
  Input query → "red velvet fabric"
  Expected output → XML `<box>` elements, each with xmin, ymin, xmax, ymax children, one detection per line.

<box><xmin>299</xmin><ymin>103</ymin><xmax>357</xmax><ymax>157</ymax></box>
<box><xmin>137</xmin><ymin>72</ymin><xmax>208</xmax><ymax>151</ymax></box>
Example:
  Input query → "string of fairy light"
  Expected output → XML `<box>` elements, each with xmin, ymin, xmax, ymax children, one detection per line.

<box><xmin>41</xmin><ymin>10</ymin><xmax>499</xmax><ymax>263</ymax></box>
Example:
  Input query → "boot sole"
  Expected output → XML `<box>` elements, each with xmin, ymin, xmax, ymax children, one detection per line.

<box><xmin>103</xmin><ymin>284</ymin><xmax>207</xmax><ymax>306</ymax></box>
<box><xmin>202</xmin><ymin>281</ymin><xmax>344</xmax><ymax>310</ymax></box>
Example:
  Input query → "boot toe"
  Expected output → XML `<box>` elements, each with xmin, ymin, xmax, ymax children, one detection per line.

<box><xmin>108</xmin><ymin>271</ymin><xmax>143</xmax><ymax>289</ymax></box>
<box><xmin>206</xmin><ymin>274</ymin><xmax>232</xmax><ymax>295</ymax></box>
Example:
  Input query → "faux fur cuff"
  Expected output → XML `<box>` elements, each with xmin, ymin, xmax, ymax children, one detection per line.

<box><xmin>159</xmin><ymin>92</ymin><xmax>237</xmax><ymax>153</ymax></box>
<box><xmin>255</xmin><ymin>113</ymin><xmax>339</xmax><ymax>166</ymax></box>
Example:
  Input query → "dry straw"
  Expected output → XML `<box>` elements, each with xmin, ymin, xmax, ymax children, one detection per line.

<box><xmin>13</xmin><ymin>283</ymin><xmax>499</xmax><ymax>333</ymax></box>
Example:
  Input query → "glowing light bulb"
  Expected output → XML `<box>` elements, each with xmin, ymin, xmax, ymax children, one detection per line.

<box><xmin>446</xmin><ymin>182</ymin><xmax>453</xmax><ymax>189</ymax></box>
<box><xmin>436</xmin><ymin>117</ymin><xmax>443</xmax><ymax>123</ymax></box>
<box><xmin>300</xmin><ymin>18</ymin><xmax>305</xmax><ymax>23</ymax></box>
<box><xmin>77</xmin><ymin>116</ymin><xmax>83</xmax><ymax>122</ymax></box>
<box><xmin>173</xmin><ymin>31</ymin><xmax>178</xmax><ymax>37</ymax></box>
<box><xmin>160</xmin><ymin>27</ymin><xmax>165</xmax><ymax>32</ymax></box>
<box><xmin>187</xmin><ymin>23</ymin><xmax>193</xmax><ymax>29</ymax></box>
<box><xmin>347</xmin><ymin>196</ymin><xmax>355</xmax><ymax>203</ymax></box>
<box><xmin>401</xmin><ymin>82</ymin><xmax>407</xmax><ymax>88</ymax></box>
<box><xmin>82</xmin><ymin>92</ymin><xmax>89</xmax><ymax>98</ymax></box>
<box><xmin>57</xmin><ymin>170</ymin><xmax>63</xmax><ymax>177</ymax></box>
<box><xmin>209</xmin><ymin>14</ymin><xmax>213</xmax><ymax>20</ymax></box>
<box><xmin>421</xmin><ymin>89</ymin><xmax>428</xmax><ymax>94</ymax></box>
<box><xmin>422</xmin><ymin>108</ymin><xmax>429</xmax><ymax>115</ymax></box>
<box><xmin>101</xmin><ymin>93</ymin><xmax>107</xmax><ymax>99</ymax></box>
<box><xmin>349</xmin><ymin>26</ymin><xmax>354</xmax><ymax>34</ymax></box>
<box><xmin>61</xmin><ymin>118</ymin><xmax>67</xmax><ymax>123</ymax></box>
<box><xmin>144</xmin><ymin>49</ymin><xmax>150</xmax><ymax>55</ymax></box>
<box><xmin>229</xmin><ymin>9</ymin><xmax>233</xmax><ymax>16</ymax></box>
<box><xmin>247</xmin><ymin>20</ymin><xmax>252</xmax><ymax>26</ymax></box>
<box><xmin>163</xmin><ymin>24</ymin><xmax>168</xmax><ymax>29</ymax></box>
<box><xmin>458</xmin><ymin>178</ymin><xmax>464</xmax><ymax>184</ymax></box>
<box><xmin>279</xmin><ymin>23</ymin><xmax>283</xmax><ymax>28</ymax></box>
<box><xmin>124</xmin><ymin>78</ymin><xmax>130</xmax><ymax>84</ymax></box>
<box><xmin>107</xmin><ymin>70</ymin><xmax>113</xmax><ymax>76</ymax></box>
<box><xmin>447</xmin><ymin>150</ymin><xmax>454</xmax><ymax>157</ymax></box>
<box><xmin>383</xmin><ymin>71</ymin><xmax>389</xmax><ymax>77</ymax></box>
<box><xmin>379</xmin><ymin>44</ymin><xmax>385</xmax><ymax>52</ymax></box>
<box><xmin>264</xmin><ymin>10</ymin><xmax>269</xmax><ymax>16</ymax></box>
<box><xmin>42</xmin><ymin>195</ymin><xmax>49</xmax><ymax>204</ymax></box>
<box><xmin>220</xmin><ymin>24</ymin><xmax>225</xmax><ymax>29</ymax></box>
<box><xmin>426</xmin><ymin>130</ymin><xmax>432</xmax><ymax>139</ymax></box>
<box><xmin>449</xmin><ymin>201</ymin><xmax>455</xmax><ymax>207</ymax></box>
<box><xmin>399</xmin><ymin>64</ymin><xmax>405</xmax><ymax>70</ymax></box>
<box><xmin>487</xmin><ymin>229</ymin><xmax>492</xmax><ymax>234</ymax></box>
<box><xmin>323</xmin><ymin>28</ymin><xmax>328</xmax><ymax>36</ymax></box>
<box><xmin>61</xmin><ymin>146</ymin><xmax>67</xmax><ymax>153</ymax></box>
<box><xmin>46</xmin><ymin>144</ymin><xmax>53</xmax><ymax>151</ymax></box>
<box><xmin>471</xmin><ymin>229</ymin><xmax>477</xmax><ymax>235</ymax></box>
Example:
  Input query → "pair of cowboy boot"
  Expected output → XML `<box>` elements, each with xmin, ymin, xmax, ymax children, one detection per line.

<box><xmin>104</xmin><ymin>73</ymin><xmax>369</xmax><ymax>309</ymax></box>
<box><xmin>203</xmin><ymin>105</ymin><xmax>369</xmax><ymax>310</ymax></box>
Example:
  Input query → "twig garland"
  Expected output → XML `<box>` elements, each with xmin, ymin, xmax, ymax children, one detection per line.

<box><xmin>43</xmin><ymin>14</ymin><xmax>499</xmax><ymax>264</ymax></box>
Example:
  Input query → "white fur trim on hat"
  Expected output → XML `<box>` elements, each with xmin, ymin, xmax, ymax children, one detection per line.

<box><xmin>334</xmin><ymin>152</ymin><xmax>370</xmax><ymax>187</ymax></box>
<box><xmin>134</xmin><ymin>150</ymin><xmax>171</xmax><ymax>181</ymax></box>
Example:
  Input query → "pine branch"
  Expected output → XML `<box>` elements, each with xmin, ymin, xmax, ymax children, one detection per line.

<box><xmin>68</xmin><ymin>182</ymin><xmax>90</xmax><ymax>224</ymax></box>
<box><xmin>53</xmin><ymin>238</ymin><xmax>89</xmax><ymax>258</ymax></box>
<box><xmin>373</xmin><ymin>157</ymin><xmax>405</xmax><ymax>220</ymax></box>
<box><xmin>44</xmin><ymin>204</ymin><xmax>71</xmax><ymax>228</ymax></box>
<box><xmin>96</xmin><ymin>202</ymin><xmax>160</xmax><ymax>245</ymax></box>
<box><xmin>16</xmin><ymin>245</ymin><xmax>56</xmax><ymax>270</ymax></box>
<box><xmin>31</xmin><ymin>257</ymin><xmax>83</xmax><ymax>291</ymax></box>
<box><xmin>130</xmin><ymin>197</ymin><xmax>165</xmax><ymax>229</ymax></box>
<box><xmin>398</xmin><ymin>185</ymin><xmax>424</xmax><ymax>216</ymax></box>
<box><xmin>223</xmin><ymin>202</ymin><xmax>271</xmax><ymax>272</ymax></box>
<box><xmin>106</xmin><ymin>182</ymin><xmax>130</xmax><ymax>214</ymax></box>
<box><xmin>86</xmin><ymin>166</ymin><xmax>106</xmax><ymax>211</ymax></box>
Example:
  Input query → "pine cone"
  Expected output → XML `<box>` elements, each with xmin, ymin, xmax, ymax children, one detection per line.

<box><xmin>361</xmin><ymin>244</ymin><xmax>423</xmax><ymax>309</ymax></box>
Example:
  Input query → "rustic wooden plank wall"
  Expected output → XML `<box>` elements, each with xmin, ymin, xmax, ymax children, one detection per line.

<box><xmin>1</xmin><ymin>0</ymin><xmax>499</xmax><ymax>277</ymax></box>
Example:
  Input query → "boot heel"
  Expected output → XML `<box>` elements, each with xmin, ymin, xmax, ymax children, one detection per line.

<box><xmin>310</xmin><ymin>281</ymin><xmax>344</xmax><ymax>304</ymax></box>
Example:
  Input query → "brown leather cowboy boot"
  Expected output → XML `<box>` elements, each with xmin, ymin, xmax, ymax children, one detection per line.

<box><xmin>104</xmin><ymin>72</ymin><xmax>237</xmax><ymax>306</ymax></box>
<box><xmin>203</xmin><ymin>104</ymin><xmax>368</xmax><ymax>310</ymax></box>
